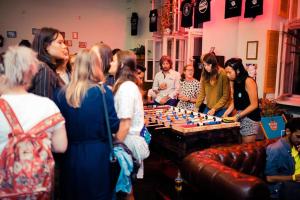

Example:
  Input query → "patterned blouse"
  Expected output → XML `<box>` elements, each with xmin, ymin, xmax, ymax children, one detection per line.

<box><xmin>177</xmin><ymin>79</ymin><xmax>200</xmax><ymax>110</ymax></box>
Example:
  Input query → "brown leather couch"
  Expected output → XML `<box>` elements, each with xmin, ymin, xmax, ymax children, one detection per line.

<box><xmin>180</xmin><ymin>140</ymin><xmax>275</xmax><ymax>200</ymax></box>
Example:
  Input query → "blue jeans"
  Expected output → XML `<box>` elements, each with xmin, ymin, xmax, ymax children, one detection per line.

<box><xmin>203</xmin><ymin>106</ymin><xmax>226</xmax><ymax>117</ymax></box>
<box><xmin>154</xmin><ymin>98</ymin><xmax>178</xmax><ymax>107</ymax></box>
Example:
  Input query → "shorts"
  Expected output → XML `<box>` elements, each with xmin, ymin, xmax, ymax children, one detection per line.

<box><xmin>240</xmin><ymin>116</ymin><xmax>260</xmax><ymax>136</ymax></box>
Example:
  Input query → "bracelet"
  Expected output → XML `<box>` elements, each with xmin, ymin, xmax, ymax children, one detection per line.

<box><xmin>236</xmin><ymin>114</ymin><xmax>240</xmax><ymax>121</ymax></box>
<box><xmin>292</xmin><ymin>174</ymin><xmax>296</xmax><ymax>181</ymax></box>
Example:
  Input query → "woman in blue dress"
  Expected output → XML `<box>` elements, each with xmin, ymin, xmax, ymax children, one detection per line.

<box><xmin>55</xmin><ymin>49</ymin><xmax>120</xmax><ymax>200</ymax></box>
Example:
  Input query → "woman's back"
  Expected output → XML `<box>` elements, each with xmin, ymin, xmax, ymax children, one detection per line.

<box><xmin>55</xmin><ymin>85</ymin><xmax>120</xmax><ymax>200</ymax></box>
<box><xmin>0</xmin><ymin>93</ymin><xmax>63</xmax><ymax>153</ymax></box>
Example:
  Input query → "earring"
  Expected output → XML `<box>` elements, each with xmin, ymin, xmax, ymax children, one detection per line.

<box><xmin>236</xmin><ymin>69</ymin><xmax>240</xmax><ymax>74</ymax></box>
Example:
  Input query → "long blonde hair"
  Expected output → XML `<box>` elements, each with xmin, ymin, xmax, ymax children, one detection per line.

<box><xmin>65</xmin><ymin>49</ymin><xmax>103</xmax><ymax>108</ymax></box>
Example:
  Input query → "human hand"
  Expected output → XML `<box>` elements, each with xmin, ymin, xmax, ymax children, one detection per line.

<box><xmin>207</xmin><ymin>109</ymin><xmax>216</xmax><ymax>116</ymax></box>
<box><xmin>159</xmin><ymin>82</ymin><xmax>167</xmax><ymax>90</ymax></box>
<box><xmin>160</xmin><ymin>96</ymin><xmax>170</xmax><ymax>104</ymax></box>
<box><xmin>179</xmin><ymin>94</ymin><xmax>189</xmax><ymax>102</ymax></box>
<box><xmin>222</xmin><ymin>113</ymin><xmax>228</xmax><ymax>118</ymax></box>
<box><xmin>294</xmin><ymin>174</ymin><xmax>300</xmax><ymax>182</ymax></box>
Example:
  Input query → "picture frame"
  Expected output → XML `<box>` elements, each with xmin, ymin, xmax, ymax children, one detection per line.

<box><xmin>32</xmin><ymin>28</ymin><xmax>40</xmax><ymax>35</ymax></box>
<box><xmin>7</xmin><ymin>31</ymin><xmax>17</xmax><ymax>38</ymax></box>
<box><xmin>72</xmin><ymin>32</ymin><xmax>78</xmax><ymax>39</ymax></box>
<box><xmin>246</xmin><ymin>41</ymin><xmax>258</xmax><ymax>60</ymax></box>
<box><xmin>79</xmin><ymin>41</ymin><xmax>87</xmax><ymax>48</ymax></box>
<box><xmin>65</xmin><ymin>40</ymin><xmax>72</xmax><ymax>47</ymax></box>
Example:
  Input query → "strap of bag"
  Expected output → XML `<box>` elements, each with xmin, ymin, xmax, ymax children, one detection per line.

<box><xmin>0</xmin><ymin>98</ymin><xmax>24</xmax><ymax>135</ymax></box>
<box><xmin>27</xmin><ymin>112</ymin><xmax>65</xmax><ymax>135</ymax></box>
<box><xmin>97</xmin><ymin>83</ymin><xmax>116</xmax><ymax>159</ymax></box>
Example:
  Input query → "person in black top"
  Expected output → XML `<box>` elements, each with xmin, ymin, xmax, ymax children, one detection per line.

<box><xmin>29</xmin><ymin>27</ymin><xmax>68</xmax><ymax>100</ymax></box>
<box><xmin>223</xmin><ymin>58</ymin><xmax>261</xmax><ymax>143</ymax></box>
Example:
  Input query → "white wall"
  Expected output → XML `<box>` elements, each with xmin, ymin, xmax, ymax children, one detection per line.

<box><xmin>0</xmin><ymin>0</ymin><xmax>151</xmax><ymax>53</ymax></box>
<box><xmin>202</xmin><ymin>0</ymin><xmax>239</xmax><ymax>58</ymax></box>
<box><xmin>203</xmin><ymin>0</ymin><xmax>288</xmax><ymax>98</ymax></box>
<box><xmin>125</xmin><ymin>0</ymin><xmax>152</xmax><ymax>50</ymax></box>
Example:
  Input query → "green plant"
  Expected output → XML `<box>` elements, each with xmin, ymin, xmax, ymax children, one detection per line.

<box><xmin>260</xmin><ymin>98</ymin><xmax>285</xmax><ymax>117</ymax></box>
<box><xmin>131</xmin><ymin>44</ymin><xmax>145</xmax><ymax>56</ymax></box>
<box><xmin>131</xmin><ymin>44</ymin><xmax>151</xmax><ymax>57</ymax></box>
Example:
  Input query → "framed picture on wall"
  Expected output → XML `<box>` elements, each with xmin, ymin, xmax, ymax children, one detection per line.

<box><xmin>72</xmin><ymin>32</ymin><xmax>78</xmax><ymax>39</ymax></box>
<box><xmin>7</xmin><ymin>31</ymin><xmax>17</xmax><ymax>38</ymax></box>
<box><xmin>246</xmin><ymin>41</ymin><xmax>258</xmax><ymax>60</ymax></box>
<box><xmin>32</xmin><ymin>28</ymin><xmax>40</xmax><ymax>35</ymax></box>
<box><xmin>65</xmin><ymin>40</ymin><xmax>72</xmax><ymax>47</ymax></box>
<box><xmin>245</xmin><ymin>63</ymin><xmax>257</xmax><ymax>80</ymax></box>
<box><xmin>79</xmin><ymin>41</ymin><xmax>87</xmax><ymax>48</ymax></box>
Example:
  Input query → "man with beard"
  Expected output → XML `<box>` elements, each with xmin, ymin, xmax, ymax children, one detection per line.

<box><xmin>152</xmin><ymin>55</ymin><xmax>180</xmax><ymax>106</ymax></box>
<box><xmin>265</xmin><ymin>118</ymin><xmax>300</xmax><ymax>200</ymax></box>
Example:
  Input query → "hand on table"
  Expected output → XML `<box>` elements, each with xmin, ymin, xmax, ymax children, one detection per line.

<box><xmin>207</xmin><ymin>109</ymin><xmax>216</xmax><ymax>116</ymax></box>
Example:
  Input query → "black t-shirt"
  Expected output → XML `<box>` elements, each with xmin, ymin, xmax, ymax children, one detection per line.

<box><xmin>181</xmin><ymin>0</ymin><xmax>193</xmax><ymax>28</ymax></box>
<box><xmin>194</xmin><ymin>0</ymin><xmax>211</xmax><ymax>24</ymax></box>
<box><xmin>131</xmin><ymin>12</ymin><xmax>138</xmax><ymax>36</ymax></box>
<box><xmin>225</xmin><ymin>0</ymin><xmax>242</xmax><ymax>19</ymax></box>
<box><xmin>244</xmin><ymin>0</ymin><xmax>263</xmax><ymax>18</ymax></box>
<box><xmin>149</xmin><ymin>9</ymin><xmax>158</xmax><ymax>32</ymax></box>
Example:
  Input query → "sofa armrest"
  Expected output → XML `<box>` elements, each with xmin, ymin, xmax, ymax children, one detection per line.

<box><xmin>181</xmin><ymin>153</ymin><xmax>270</xmax><ymax>200</ymax></box>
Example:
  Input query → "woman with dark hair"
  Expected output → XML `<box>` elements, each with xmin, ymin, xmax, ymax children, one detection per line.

<box><xmin>177</xmin><ymin>64</ymin><xmax>200</xmax><ymax>110</ymax></box>
<box><xmin>29</xmin><ymin>27</ymin><xmax>68</xmax><ymax>99</ymax></box>
<box><xmin>223</xmin><ymin>58</ymin><xmax>261</xmax><ymax>143</ymax></box>
<box><xmin>109</xmin><ymin>50</ymin><xmax>149</xmax><ymax>199</ymax></box>
<box><xmin>195</xmin><ymin>52</ymin><xmax>230</xmax><ymax>117</ymax></box>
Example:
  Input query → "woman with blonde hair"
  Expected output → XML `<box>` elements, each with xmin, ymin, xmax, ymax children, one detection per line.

<box><xmin>54</xmin><ymin>49</ymin><xmax>120</xmax><ymax>200</ymax></box>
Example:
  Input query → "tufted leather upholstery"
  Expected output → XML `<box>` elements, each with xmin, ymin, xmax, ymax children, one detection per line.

<box><xmin>180</xmin><ymin>140</ymin><xmax>276</xmax><ymax>200</ymax></box>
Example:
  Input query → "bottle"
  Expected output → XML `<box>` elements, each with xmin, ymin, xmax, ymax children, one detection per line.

<box><xmin>175</xmin><ymin>170</ymin><xmax>183</xmax><ymax>192</ymax></box>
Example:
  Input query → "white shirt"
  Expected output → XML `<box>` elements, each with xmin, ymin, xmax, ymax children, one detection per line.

<box><xmin>152</xmin><ymin>69</ymin><xmax>180</xmax><ymax>102</ymax></box>
<box><xmin>0</xmin><ymin>93</ymin><xmax>64</xmax><ymax>153</ymax></box>
<box><xmin>114</xmin><ymin>81</ymin><xmax>144</xmax><ymax>135</ymax></box>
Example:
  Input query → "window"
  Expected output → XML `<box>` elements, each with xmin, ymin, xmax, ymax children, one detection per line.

<box><xmin>276</xmin><ymin>23</ymin><xmax>300</xmax><ymax>106</ymax></box>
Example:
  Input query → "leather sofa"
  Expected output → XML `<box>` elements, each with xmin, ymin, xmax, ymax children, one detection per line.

<box><xmin>180</xmin><ymin>140</ymin><xmax>275</xmax><ymax>200</ymax></box>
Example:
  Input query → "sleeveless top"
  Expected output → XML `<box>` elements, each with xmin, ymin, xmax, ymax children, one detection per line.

<box><xmin>233</xmin><ymin>77</ymin><xmax>261</xmax><ymax>121</ymax></box>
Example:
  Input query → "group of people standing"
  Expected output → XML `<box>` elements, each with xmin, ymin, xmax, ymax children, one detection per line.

<box><xmin>149</xmin><ymin>52</ymin><xmax>260</xmax><ymax>143</ymax></box>
<box><xmin>0</xmin><ymin>27</ymin><xmax>149</xmax><ymax>200</ymax></box>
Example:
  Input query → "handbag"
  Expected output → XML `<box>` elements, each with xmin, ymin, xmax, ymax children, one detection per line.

<box><xmin>140</xmin><ymin>125</ymin><xmax>151</xmax><ymax>144</ymax></box>
<box><xmin>99</xmin><ymin>84</ymin><xmax>121</xmax><ymax>191</ymax></box>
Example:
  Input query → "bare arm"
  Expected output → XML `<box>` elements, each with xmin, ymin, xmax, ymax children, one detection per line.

<box><xmin>238</xmin><ymin>78</ymin><xmax>258</xmax><ymax>118</ymax></box>
<box><xmin>222</xmin><ymin>81</ymin><xmax>234</xmax><ymax>117</ymax></box>
<box><xmin>266</xmin><ymin>174</ymin><xmax>300</xmax><ymax>183</ymax></box>
<box><xmin>116</xmin><ymin>118</ymin><xmax>131</xmax><ymax>142</ymax></box>
<box><xmin>51</xmin><ymin>125</ymin><xmax>68</xmax><ymax>153</ymax></box>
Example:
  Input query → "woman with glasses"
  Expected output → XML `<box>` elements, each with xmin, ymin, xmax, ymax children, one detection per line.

<box><xmin>177</xmin><ymin>64</ymin><xmax>200</xmax><ymax>110</ymax></box>
<box><xmin>195</xmin><ymin>53</ymin><xmax>230</xmax><ymax>117</ymax></box>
